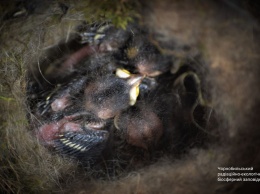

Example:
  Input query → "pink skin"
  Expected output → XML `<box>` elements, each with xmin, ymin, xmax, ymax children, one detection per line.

<box><xmin>51</xmin><ymin>94</ymin><xmax>71</xmax><ymax>112</ymax></box>
<box><xmin>61</xmin><ymin>45</ymin><xmax>98</xmax><ymax>72</ymax></box>
<box><xmin>36</xmin><ymin>111</ymin><xmax>106</xmax><ymax>146</ymax></box>
<box><xmin>137</xmin><ymin>60</ymin><xmax>161</xmax><ymax>77</ymax></box>
<box><xmin>59</xmin><ymin>39</ymin><xmax>118</xmax><ymax>75</ymax></box>
<box><xmin>37</xmin><ymin>118</ymin><xmax>82</xmax><ymax>146</ymax></box>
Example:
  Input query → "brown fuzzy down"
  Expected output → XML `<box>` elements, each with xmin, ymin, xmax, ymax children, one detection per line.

<box><xmin>0</xmin><ymin>0</ymin><xmax>260</xmax><ymax>194</ymax></box>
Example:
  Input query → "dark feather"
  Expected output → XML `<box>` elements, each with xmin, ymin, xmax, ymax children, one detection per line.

<box><xmin>54</xmin><ymin>129</ymin><xmax>109</xmax><ymax>162</ymax></box>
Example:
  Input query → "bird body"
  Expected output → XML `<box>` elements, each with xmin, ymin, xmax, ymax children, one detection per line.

<box><xmin>84</xmin><ymin>73</ymin><xmax>143</xmax><ymax>119</ymax></box>
<box><xmin>115</xmin><ymin>104</ymin><xmax>164</xmax><ymax>150</ymax></box>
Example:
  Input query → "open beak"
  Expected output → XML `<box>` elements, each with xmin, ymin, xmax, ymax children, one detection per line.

<box><xmin>127</xmin><ymin>75</ymin><xmax>145</xmax><ymax>106</ymax></box>
<box><xmin>115</xmin><ymin>68</ymin><xmax>145</xmax><ymax>106</ymax></box>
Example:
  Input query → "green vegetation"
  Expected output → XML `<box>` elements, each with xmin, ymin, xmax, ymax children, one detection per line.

<box><xmin>72</xmin><ymin>0</ymin><xmax>140</xmax><ymax>29</ymax></box>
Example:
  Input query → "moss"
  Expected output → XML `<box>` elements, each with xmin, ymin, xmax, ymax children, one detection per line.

<box><xmin>70</xmin><ymin>0</ymin><xmax>140</xmax><ymax>29</ymax></box>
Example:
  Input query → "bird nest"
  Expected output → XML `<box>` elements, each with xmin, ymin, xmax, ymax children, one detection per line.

<box><xmin>1</xmin><ymin>1</ymin><xmax>259</xmax><ymax>193</ymax></box>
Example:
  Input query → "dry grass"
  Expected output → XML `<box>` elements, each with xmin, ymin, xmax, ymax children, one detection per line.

<box><xmin>0</xmin><ymin>0</ymin><xmax>260</xmax><ymax>193</ymax></box>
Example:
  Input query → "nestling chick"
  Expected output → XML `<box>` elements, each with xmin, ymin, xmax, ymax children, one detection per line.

<box><xmin>35</xmin><ymin>76</ymin><xmax>88</xmax><ymax>117</ymax></box>
<box><xmin>35</xmin><ymin>106</ymin><xmax>109</xmax><ymax>162</ymax></box>
<box><xmin>126</xmin><ymin>35</ymin><xmax>172</xmax><ymax>77</ymax></box>
<box><xmin>114</xmin><ymin>103</ymin><xmax>164</xmax><ymax>150</ymax></box>
<box><xmin>84</xmin><ymin>73</ymin><xmax>144</xmax><ymax>119</ymax></box>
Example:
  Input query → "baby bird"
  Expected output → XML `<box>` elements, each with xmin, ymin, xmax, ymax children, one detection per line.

<box><xmin>35</xmin><ymin>105</ymin><xmax>109</xmax><ymax>162</ymax></box>
<box><xmin>36</xmin><ymin>76</ymin><xmax>88</xmax><ymax>117</ymax></box>
<box><xmin>126</xmin><ymin>35</ymin><xmax>172</xmax><ymax>77</ymax></box>
<box><xmin>114</xmin><ymin>103</ymin><xmax>164</xmax><ymax>150</ymax></box>
<box><xmin>84</xmin><ymin>70</ymin><xmax>144</xmax><ymax>120</ymax></box>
